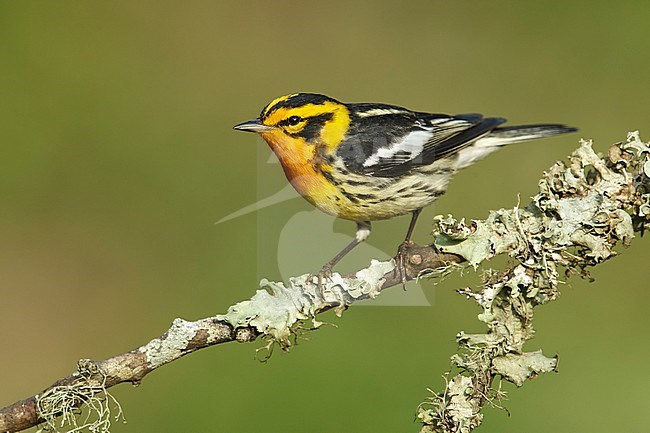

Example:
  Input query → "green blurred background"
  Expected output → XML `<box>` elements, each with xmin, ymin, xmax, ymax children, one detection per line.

<box><xmin>2</xmin><ymin>1</ymin><xmax>649</xmax><ymax>432</ymax></box>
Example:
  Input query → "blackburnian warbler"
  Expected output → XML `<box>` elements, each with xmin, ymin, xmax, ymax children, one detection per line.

<box><xmin>234</xmin><ymin>93</ymin><xmax>576</xmax><ymax>281</ymax></box>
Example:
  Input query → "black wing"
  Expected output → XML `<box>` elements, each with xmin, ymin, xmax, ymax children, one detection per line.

<box><xmin>336</xmin><ymin>105</ymin><xmax>505</xmax><ymax>178</ymax></box>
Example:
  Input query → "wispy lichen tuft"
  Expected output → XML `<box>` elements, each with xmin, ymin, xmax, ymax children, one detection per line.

<box><xmin>36</xmin><ymin>360</ymin><xmax>124</xmax><ymax>433</ymax></box>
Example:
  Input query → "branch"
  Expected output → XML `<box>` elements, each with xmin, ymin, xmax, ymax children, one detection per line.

<box><xmin>418</xmin><ymin>132</ymin><xmax>649</xmax><ymax>432</ymax></box>
<box><xmin>1</xmin><ymin>132</ymin><xmax>648</xmax><ymax>433</ymax></box>
<box><xmin>0</xmin><ymin>249</ymin><xmax>462</xmax><ymax>432</ymax></box>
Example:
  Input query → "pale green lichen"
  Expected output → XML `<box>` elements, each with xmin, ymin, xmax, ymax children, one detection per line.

<box><xmin>418</xmin><ymin>134</ymin><xmax>650</xmax><ymax>433</ymax></box>
<box><xmin>433</xmin><ymin>217</ymin><xmax>492</xmax><ymax>266</ymax></box>
<box><xmin>491</xmin><ymin>351</ymin><xmax>558</xmax><ymax>386</ymax></box>
<box><xmin>216</xmin><ymin>259</ymin><xmax>395</xmax><ymax>348</ymax></box>
<box><xmin>419</xmin><ymin>375</ymin><xmax>483</xmax><ymax>433</ymax></box>
<box><xmin>141</xmin><ymin>318</ymin><xmax>203</xmax><ymax>368</ymax></box>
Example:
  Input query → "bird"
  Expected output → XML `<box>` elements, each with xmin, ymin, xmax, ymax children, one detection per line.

<box><xmin>234</xmin><ymin>93</ymin><xmax>576</xmax><ymax>283</ymax></box>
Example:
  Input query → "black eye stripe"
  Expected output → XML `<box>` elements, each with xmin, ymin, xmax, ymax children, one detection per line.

<box><xmin>276</xmin><ymin>115</ymin><xmax>307</xmax><ymax>127</ymax></box>
<box><xmin>277</xmin><ymin>113</ymin><xmax>334</xmax><ymax>128</ymax></box>
<box><xmin>277</xmin><ymin>117</ymin><xmax>301</xmax><ymax>127</ymax></box>
<box><xmin>287</xmin><ymin>113</ymin><xmax>335</xmax><ymax>142</ymax></box>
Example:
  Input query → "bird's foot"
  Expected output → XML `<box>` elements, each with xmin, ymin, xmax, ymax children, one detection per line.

<box><xmin>308</xmin><ymin>263</ymin><xmax>334</xmax><ymax>299</ymax></box>
<box><xmin>396</xmin><ymin>240</ymin><xmax>414</xmax><ymax>290</ymax></box>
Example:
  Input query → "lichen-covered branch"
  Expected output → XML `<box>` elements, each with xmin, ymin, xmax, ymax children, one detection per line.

<box><xmin>0</xmin><ymin>248</ymin><xmax>460</xmax><ymax>433</ymax></box>
<box><xmin>417</xmin><ymin>132</ymin><xmax>649</xmax><ymax>432</ymax></box>
<box><xmin>1</xmin><ymin>133</ymin><xmax>648</xmax><ymax>433</ymax></box>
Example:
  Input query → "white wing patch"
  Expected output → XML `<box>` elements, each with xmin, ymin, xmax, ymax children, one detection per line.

<box><xmin>356</xmin><ymin>108</ymin><xmax>409</xmax><ymax>118</ymax></box>
<box><xmin>426</xmin><ymin>117</ymin><xmax>453</xmax><ymax>125</ymax></box>
<box><xmin>362</xmin><ymin>129</ymin><xmax>432</xmax><ymax>167</ymax></box>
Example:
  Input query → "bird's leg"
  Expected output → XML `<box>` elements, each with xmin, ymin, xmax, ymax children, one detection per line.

<box><xmin>397</xmin><ymin>209</ymin><xmax>422</xmax><ymax>289</ymax></box>
<box><xmin>316</xmin><ymin>221</ymin><xmax>371</xmax><ymax>293</ymax></box>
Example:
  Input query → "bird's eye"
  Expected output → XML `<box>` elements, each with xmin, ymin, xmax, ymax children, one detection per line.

<box><xmin>287</xmin><ymin>115</ymin><xmax>302</xmax><ymax>126</ymax></box>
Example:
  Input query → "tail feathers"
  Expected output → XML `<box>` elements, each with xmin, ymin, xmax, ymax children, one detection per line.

<box><xmin>455</xmin><ymin>123</ymin><xmax>577</xmax><ymax>169</ymax></box>
<box><xmin>488</xmin><ymin>124</ymin><xmax>578</xmax><ymax>144</ymax></box>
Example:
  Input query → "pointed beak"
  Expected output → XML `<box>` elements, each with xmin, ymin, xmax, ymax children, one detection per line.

<box><xmin>233</xmin><ymin>119</ymin><xmax>275</xmax><ymax>133</ymax></box>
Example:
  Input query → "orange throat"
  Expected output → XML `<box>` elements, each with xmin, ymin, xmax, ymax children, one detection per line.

<box><xmin>261</xmin><ymin>130</ymin><xmax>339</xmax><ymax>212</ymax></box>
